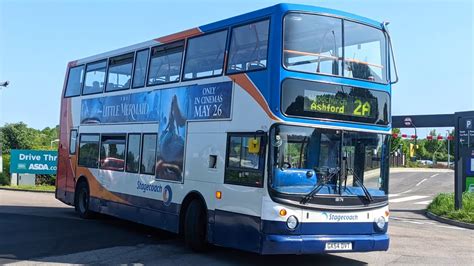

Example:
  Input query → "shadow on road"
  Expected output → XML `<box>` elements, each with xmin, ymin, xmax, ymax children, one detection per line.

<box><xmin>0</xmin><ymin>205</ymin><xmax>367</xmax><ymax>265</ymax></box>
<box><xmin>0</xmin><ymin>205</ymin><xmax>171</xmax><ymax>263</ymax></box>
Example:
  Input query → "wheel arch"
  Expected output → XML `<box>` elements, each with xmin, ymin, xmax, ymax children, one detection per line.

<box><xmin>75</xmin><ymin>176</ymin><xmax>89</xmax><ymax>191</ymax></box>
<box><xmin>179</xmin><ymin>190</ymin><xmax>209</xmax><ymax>235</ymax></box>
<box><xmin>74</xmin><ymin>175</ymin><xmax>89</xmax><ymax>200</ymax></box>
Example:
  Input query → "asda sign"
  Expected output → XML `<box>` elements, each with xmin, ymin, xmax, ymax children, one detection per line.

<box><xmin>10</xmin><ymin>150</ymin><xmax>58</xmax><ymax>174</ymax></box>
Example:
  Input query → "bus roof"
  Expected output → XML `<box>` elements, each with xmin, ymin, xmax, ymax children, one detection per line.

<box><xmin>70</xmin><ymin>3</ymin><xmax>384</xmax><ymax>66</ymax></box>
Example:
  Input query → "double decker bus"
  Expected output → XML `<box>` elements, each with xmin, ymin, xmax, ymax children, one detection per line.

<box><xmin>56</xmin><ymin>3</ymin><xmax>396</xmax><ymax>254</ymax></box>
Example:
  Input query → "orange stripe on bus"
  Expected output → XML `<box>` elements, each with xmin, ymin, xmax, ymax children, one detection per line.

<box><xmin>229</xmin><ymin>74</ymin><xmax>280</xmax><ymax>121</ymax></box>
<box><xmin>155</xmin><ymin>28</ymin><xmax>202</xmax><ymax>43</ymax></box>
<box><xmin>75</xmin><ymin>167</ymin><xmax>130</xmax><ymax>205</ymax></box>
<box><xmin>67</xmin><ymin>60</ymin><xmax>78</xmax><ymax>68</ymax></box>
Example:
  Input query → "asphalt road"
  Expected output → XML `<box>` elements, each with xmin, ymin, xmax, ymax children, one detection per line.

<box><xmin>1</xmin><ymin>169</ymin><xmax>473</xmax><ymax>265</ymax></box>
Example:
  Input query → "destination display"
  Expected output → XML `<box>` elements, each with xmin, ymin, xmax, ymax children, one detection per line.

<box><xmin>304</xmin><ymin>90</ymin><xmax>377</xmax><ymax>119</ymax></box>
<box><xmin>281</xmin><ymin>78</ymin><xmax>390</xmax><ymax>125</ymax></box>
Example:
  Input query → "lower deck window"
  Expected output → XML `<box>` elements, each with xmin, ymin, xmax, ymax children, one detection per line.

<box><xmin>225</xmin><ymin>133</ymin><xmax>266</xmax><ymax>187</ymax></box>
<box><xmin>140</xmin><ymin>133</ymin><xmax>158</xmax><ymax>175</ymax></box>
<box><xmin>100</xmin><ymin>135</ymin><xmax>126</xmax><ymax>171</ymax></box>
<box><xmin>78</xmin><ymin>134</ymin><xmax>100</xmax><ymax>168</ymax></box>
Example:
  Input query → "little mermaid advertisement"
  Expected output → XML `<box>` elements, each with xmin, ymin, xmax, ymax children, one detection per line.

<box><xmin>157</xmin><ymin>87</ymin><xmax>188</xmax><ymax>181</ymax></box>
<box><xmin>80</xmin><ymin>81</ymin><xmax>232</xmax><ymax>182</ymax></box>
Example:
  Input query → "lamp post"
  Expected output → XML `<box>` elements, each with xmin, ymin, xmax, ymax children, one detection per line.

<box><xmin>446</xmin><ymin>130</ymin><xmax>450</xmax><ymax>167</ymax></box>
<box><xmin>0</xmin><ymin>81</ymin><xmax>9</xmax><ymax>174</ymax></box>
<box><xmin>50</xmin><ymin>139</ymin><xmax>60</xmax><ymax>149</ymax></box>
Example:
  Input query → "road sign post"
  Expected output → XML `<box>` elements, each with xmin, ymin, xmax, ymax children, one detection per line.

<box><xmin>454</xmin><ymin>111</ymin><xmax>474</xmax><ymax>210</ymax></box>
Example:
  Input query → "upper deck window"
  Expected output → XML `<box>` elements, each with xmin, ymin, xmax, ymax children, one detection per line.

<box><xmin>183</xmin><ymin>30</ymin><xmax>228</xmax><ymax>80</ymax></box>
<box><xmin>132</xmin><ymin>49</ymin><xmax>149</xmax><ymax>88</ymax></box>
<box><xmin>64</xmin><ymin>65</ymin><xmax>84</xmax><ymax>97</ymax></box>
<box><xmin>106</xmin><ymin>53</ymin><xmax>134</xmax><ymax>92</ymax></box>
<box><xmin>343</xmin><ymin>21</ymin><xmax>387</xmax><ymax>82</ymax></box>
<box><xmin>148</xmin><ymin>41</ymin><xmax>184</xmax><ymax>86</ymax></box>
<box><xmin>284</xmin><ymin>14</ymin><xmax>343</xmax><ymax>76</ymax></box>
<box><xmin>83</xmin><ymin>60</ymin><xmax>107</xmax><ymax>95</ymax></box>
<box><xmin>227</xmin><ymin>20</ymin><xmax>270</xmax><ymax>74</ymax></box>
<box><xmin>283</xmin><ymin>13</ymin><xmax>388</xmax><ymax>83</ymax></box>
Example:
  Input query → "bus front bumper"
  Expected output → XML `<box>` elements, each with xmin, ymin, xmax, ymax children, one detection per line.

<box><xmin>260</xmin><ymin>233</ymin><xmax>389</xmax><ymax>254</ymax></box>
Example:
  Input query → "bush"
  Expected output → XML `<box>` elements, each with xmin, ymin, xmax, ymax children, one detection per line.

<box><xmin>36</xmin><ymin>174</ymin><xmax>56</xmax><ymax>186</ymax></box>
<box><xmin>406</xmin><ymin>160</ymin><xmax>425</xmax><ymax>168</ymax></box>
<box><xmin>0</xmin><ymin>172</ymin><xmax>9</xmax><ymax>186</ymax></box>
<box><xmin>0</xmin><ymin>154</ymin><xmax>10</xmax><ymax>185</ymax></box>
<box><xmin>427</xmin><ymin>192</ymin><xmax>474</xmax><ymax>223</ymax></box>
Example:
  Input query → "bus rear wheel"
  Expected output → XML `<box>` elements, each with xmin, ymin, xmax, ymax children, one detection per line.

<box><xmin>184</xmin><ymin>200</ymin><xmax>208</xmax><ymax>251</ymax></box>
<box><xmin>75</xmin><ymin>181</ymin><xmax>93</xmax><ymax>219</ymax></box>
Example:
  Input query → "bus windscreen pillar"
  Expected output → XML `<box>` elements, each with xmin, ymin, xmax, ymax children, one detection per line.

<box><xmin>454</xmin><ymin>111</ymin><xmax>474</xmax><ymax>210</ymax></box>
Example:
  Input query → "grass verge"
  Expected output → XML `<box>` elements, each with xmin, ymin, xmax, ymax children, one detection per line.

<box><xmin>427</xmin><ymin>192</ymin><xmax>474</xmax><ymax>224</ymax></box>
<box><xmin>0</xmin><ymin>185</ymin><xmax>55</xmax><ymax>192</ymax></box>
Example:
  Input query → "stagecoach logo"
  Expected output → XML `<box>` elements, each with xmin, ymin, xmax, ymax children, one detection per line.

<box><xmin>163</xmin><ymin>185</ymin><xmax>173</xmax><ymax>206</ymax></box>
<box><xmin>321</xmin><ymin>212</ymin><xmax>359</xmax><ymax>222</ymax></box>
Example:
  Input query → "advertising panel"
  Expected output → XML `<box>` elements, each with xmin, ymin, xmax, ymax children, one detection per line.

<box><xmin>10</xmin><ymin>150</ymin><xmax>58</xmax><ymax>174</ymax></box>
<box><xmin>80</xmin><ymin>81</ymin><xmax>233</xmax><ymax>182</ymax></box>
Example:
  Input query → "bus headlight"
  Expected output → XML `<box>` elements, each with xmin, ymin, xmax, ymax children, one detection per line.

<box><xmin>286</xmin><ymin>215</ymin><xmax>298</xmax><ymax>230</ymax></box>
<box><xmin>375</xmin><ymin>216</ymin><xmax>386</xmax><ymax>230</ymax></box>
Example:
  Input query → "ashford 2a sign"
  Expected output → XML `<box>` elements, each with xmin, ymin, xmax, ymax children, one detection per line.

<box><xmin>10</xmin><ymin>149</ymin><xmax>58</xmax><ymax>174</ymax></box>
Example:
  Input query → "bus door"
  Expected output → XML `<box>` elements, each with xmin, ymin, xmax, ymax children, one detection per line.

<box><xmin>213</xmin><ymin>132</ymin><xmax>267</xmax><ymax>252</ymax></box>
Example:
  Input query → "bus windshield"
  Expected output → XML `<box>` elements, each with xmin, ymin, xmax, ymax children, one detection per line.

<box><xmin>283</xmin><ymin>13</ymin><xmax>387</xmax><ymax>82</ymax></box>
<box><xmin>270</xmin><ymin>125</ymin><xmax>389</xmax><ymax>198</ymax></box>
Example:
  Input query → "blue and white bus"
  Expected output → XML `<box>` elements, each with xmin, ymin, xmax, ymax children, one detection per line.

<box><xmin>56</xmin><ymin>3</ymin><xmax>397</xmax><ymax>254</ymax></box>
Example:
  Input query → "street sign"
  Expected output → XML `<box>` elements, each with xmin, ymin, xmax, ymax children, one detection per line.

<box><xmin>10</xmin><ymin>150</ymin><xmax>58</xmax><ymax>174</ymax></box>
<box><xmin>454</xmin><ymin>111</ymin><xmax>474</xmax><ymax>209</ymax></box>
<box><xmin>404</xmin><ymin>117</ymin><xmax>412</xmax><ymax>126</ymax></box>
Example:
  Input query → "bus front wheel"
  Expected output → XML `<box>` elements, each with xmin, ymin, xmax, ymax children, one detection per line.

<box><xmin>184</xmin><ymin>200</ymin><xmax>207</xmax><ymax>251</ymax></box>
<box><xmin>75</xmin><ymin>181</ymin><xmax>93</xmax><ymax>219</ymax></box>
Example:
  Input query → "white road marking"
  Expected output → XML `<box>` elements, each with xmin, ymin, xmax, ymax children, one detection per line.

<box><xmin>390</xmin><ymin>216</ymin><xmax>467</xmax><ymax>231</ymax></box>
<box><xmin>430</xmin><ymin>173</ymin><xmax>439</xmax><ymax>178</ymax></box>
<box><xmin>400</xmin><ymin>189</ymin><xmax>413</xmax><ymax>194</ymax></box>
<box><xmin>435</xmin><ymin>225</ymin><xmax>467</xmax><ymax>231</ymax></box>
<box><xmin>416</xmin><ymin>178</ymin><xmax>428</xmax><ymax>187</ymax></box>
<box><xmin>390</xmin><ymin>195</ymin><xmax>429</xmax><ymax>203</ymax></box>
<box><xmin>414</xmin><ymin>200</ymin><xmax>432</xmax><ymax>205</ymax></box>
<box><xmin>388</xmin><ymin>194</ymin><xmax>399</xmax><ymax>198</ymax></box>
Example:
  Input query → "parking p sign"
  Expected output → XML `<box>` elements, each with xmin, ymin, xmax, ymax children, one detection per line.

<box><xmin>10</xmin><ymin>150</ymin><xmax>58</xmax><ymax>174</ymax></box>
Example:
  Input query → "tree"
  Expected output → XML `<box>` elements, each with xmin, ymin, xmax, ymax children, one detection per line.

<box><xmin>424</xmin><ymin>129</ymin><xmax>446</xmax><ymax>161</ymax></box>
<box><xmin>390</xmin><ymin>128</ymin><xmax>402</xmax><ymax>153</ymax></box>
<box><xmin>1</xmin><ymin>122</ymin><xmax>60</xmax><ymax>152</ymax></box>
<box><xmin>1</xmin><ymin>122</ymin><xmax>36</xmax><ymax>153</ymax></box>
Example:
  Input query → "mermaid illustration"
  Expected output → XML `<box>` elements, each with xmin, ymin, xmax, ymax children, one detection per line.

<box><xmin>157</xmin><ymin>94</ymin><xmax>186</xmax><ymax>181</ymax></box>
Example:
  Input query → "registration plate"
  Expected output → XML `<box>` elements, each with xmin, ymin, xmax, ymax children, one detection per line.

<box><xmin>325</xmin><ymin>242</ymin><xmax>353</xmax><ymax>251</ymax></box>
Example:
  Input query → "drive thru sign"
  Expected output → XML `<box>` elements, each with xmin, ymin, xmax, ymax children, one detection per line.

<box><xmin>10</xmin><ymin>149</ymin><xmax>58</xmax><ymax>174</ymax></box>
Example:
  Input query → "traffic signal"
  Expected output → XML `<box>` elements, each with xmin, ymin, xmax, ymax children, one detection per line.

<box><xmin>409</xmin><ymin>143</ymin><xmax>415</xmax><ymax>158</ymax></box>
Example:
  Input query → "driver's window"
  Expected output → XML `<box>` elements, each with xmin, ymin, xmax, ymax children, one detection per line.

<box><xmin>283</xmin><ymin>140</ymin><xmax>307</xmax><ymax>169</ymax></box>
<box><xmin>225</xmin><ymin>133</ymin><xmax>266</xmax><ymax>187</ymax></box>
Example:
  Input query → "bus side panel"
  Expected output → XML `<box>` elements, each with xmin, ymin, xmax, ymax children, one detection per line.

<box><xmin>88</xmin><ymin>194</ymin><xmax>180</xmax><ymax>233</ymax></box>
<box><xmin>56</xmin><ymin>97</ymin><xmax>74</xmax><ymax>205</ymax></box>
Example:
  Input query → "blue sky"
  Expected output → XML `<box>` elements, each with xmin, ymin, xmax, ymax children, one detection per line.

<box><xmin>0</xmin><ymin>0</ymin><xmax>472</xmax><ymax>137</ymax></box>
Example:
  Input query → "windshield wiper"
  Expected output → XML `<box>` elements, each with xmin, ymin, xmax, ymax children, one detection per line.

<box><xmin>347</xmin><ymin>168</ymin><xmax>373</xmax><ymax>202</ymax></box>
<box><xmin>300</xmin><ymin>167</ymin><xmax>340</xmax><ymax>204</ymax></box>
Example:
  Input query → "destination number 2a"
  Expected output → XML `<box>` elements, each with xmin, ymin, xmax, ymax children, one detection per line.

<box><xmin>353</xmin><ymin>99</ymin><xmax>371</xmax><ymax>117</ymax></box>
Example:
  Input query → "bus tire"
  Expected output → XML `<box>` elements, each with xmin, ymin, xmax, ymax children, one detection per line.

<box><xmin>184</xmin><ymin>200</ymin><xmax>207</xmax><ymax>251</ymax></box>
<box><xmin>74</xmin><ymin>181</ymin><xmax>94</xmax><ymax>219</ymax></box>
